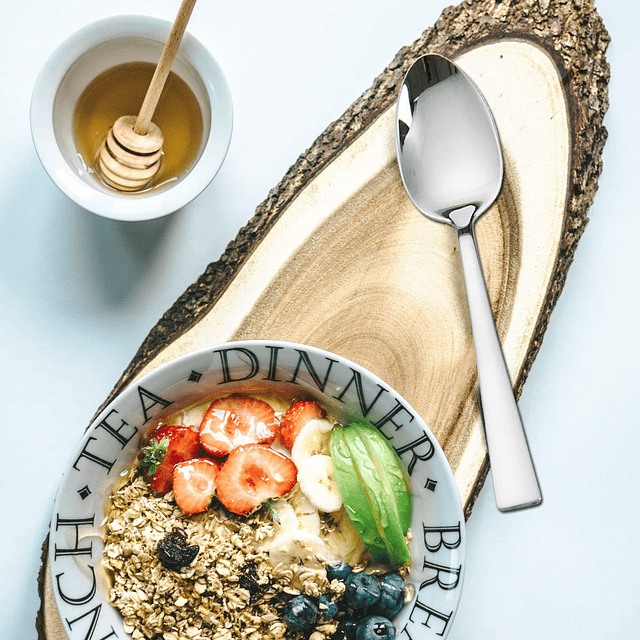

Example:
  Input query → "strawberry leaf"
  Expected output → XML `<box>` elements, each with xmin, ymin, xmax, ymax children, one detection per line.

<box><xmin>141</xmin><ymin>435</ymin><xmax>169</xmax><ymax>476</ymax></box>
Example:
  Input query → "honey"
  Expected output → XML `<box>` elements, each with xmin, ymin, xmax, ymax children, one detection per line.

<box><xmin>73</xmin><ymin>62</ymin><xmax>204</xmax><ymax>191</ymax></box>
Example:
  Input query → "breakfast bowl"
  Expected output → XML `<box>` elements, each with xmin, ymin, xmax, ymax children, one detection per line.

<box><xmin>50</xmin><ymin>340</ymin><xmax>465</xmax><ymax>639</ymax></box>
<box><xmin>30</xmin><ymin>15</ymin><xmax>233</xmax><ymax>221</ymax></box>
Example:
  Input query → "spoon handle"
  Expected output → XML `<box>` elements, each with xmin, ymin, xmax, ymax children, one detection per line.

<box><xmin>457</xmin><ymin>230</ymin><xmax>542</xmax><ymax>511</ymax></box>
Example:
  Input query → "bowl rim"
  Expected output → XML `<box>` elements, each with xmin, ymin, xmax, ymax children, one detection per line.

<box><xmin>30</xmin><ymin>14</ymin><xmax>233</xmax><ymax>221</ymax></box>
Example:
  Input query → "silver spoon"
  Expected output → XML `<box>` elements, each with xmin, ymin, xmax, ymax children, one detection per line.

<box><xmin>395</xmin><ymin>53</ymin><xmax>541</xmax><ymax>511</ymax></box>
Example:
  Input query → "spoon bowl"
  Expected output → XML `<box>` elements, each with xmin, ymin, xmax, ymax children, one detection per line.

<box><xmin>396</xmin><ymin>54</ymin><xmax>541</xmax><ymax>511</ymax></box>
<box><xmin>396</xmin><ymin>55</ymin><xmax>502</xmax><ymax>227</ymax></box>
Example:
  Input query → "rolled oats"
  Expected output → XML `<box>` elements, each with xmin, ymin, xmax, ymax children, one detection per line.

<box><xmin>102</xmin><ymin>469</ymin><xmax>344</xmax><ymax>640</ymax></box>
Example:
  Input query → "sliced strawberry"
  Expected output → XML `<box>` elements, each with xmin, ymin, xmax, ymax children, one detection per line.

<box><xmin>173</xmin><ymin>458</ymin><xmax>221</xmax><ymax>514</ymax></box>
<box><xmin>199</xmin><ymin>395</ymin><xmax>279</xmax><ymax>457</ymax></box>
<box><xmin>140</xmin><ymin>425</ymin><xmax>200</xmax><ymax>493</ymax></box>
<box><xmin>216</xmin><ymin>444</ymin><xmax>297</xmax><ymax>515</ymax></box>
<box><xmin>279</xmin><ymin>400</ymin><xmax>327</xmax><ymax>450</ymax></box>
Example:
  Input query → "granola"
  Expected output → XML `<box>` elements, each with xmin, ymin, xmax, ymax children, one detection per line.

<box><xmin>102</xmin><ymin>469</ymin><xmax>346</xmax><ymax>640</ymax></box>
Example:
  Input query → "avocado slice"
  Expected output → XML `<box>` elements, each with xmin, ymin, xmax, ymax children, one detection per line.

<box><xmin>330</xmin><ymin>423</ymin><xmax>412</xmax><ymax>564</ymax></box>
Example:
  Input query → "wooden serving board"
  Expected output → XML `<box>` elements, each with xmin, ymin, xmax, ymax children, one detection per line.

<box><xmin>37</xmin><ymin>0</ymin><xmax>609</xmax><ymax>637</ymax></box>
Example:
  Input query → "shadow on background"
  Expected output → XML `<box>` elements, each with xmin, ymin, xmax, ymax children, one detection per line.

<box><xmin>1</xmin><ymin>159</ymin><xmax>183</xmax><ymax>316</ymax></box>
<box><xmin>72</xmin><ymin>199</ymin><xmax>178</xmax><ymax>307</ymax></box>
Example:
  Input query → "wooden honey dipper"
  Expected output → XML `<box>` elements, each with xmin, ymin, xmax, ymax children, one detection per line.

<box><xmin>97</xmin><ymin>0</ymin><xmax>198</xmax><ymax>191</ymax></box>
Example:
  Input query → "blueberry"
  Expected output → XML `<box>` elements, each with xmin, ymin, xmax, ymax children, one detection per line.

<box><xmin>355</xmin><ymin>616</ymin><xmax>396</xmax><ymax>640</ymax></box>
<box><xmin>318</xmin><ymin>594</ymin><xmax>339</xmax><ymax>619</ymax></box>
<box><xmin>326</xmin><ymin>561</ymin><xmax>353</xmax><ymax>582</ymax></box>
<box><xmin>283</xmin><ymin>595</ymin><xmax>318</xmax><ymax>631</ymax></box>
<box><xmin>336</xmin><ymin>619</ymin><xmax>357</xmax><ymax>640</ymax></box>
<box><xmin>345</xmin><ymin>572</ymin><xmax>381</xmax><ymax>609</ymax></box>
<box><xmin>375</xmin><ymin>573</ymin><xmax>406</xmax><ymax>618</ymax></box>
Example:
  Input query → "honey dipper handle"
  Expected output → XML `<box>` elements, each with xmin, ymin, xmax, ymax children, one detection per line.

<box><xmin>134</xmin><ymin>0</ymin><xmax>198</xmax><ymax>135</ymax></box>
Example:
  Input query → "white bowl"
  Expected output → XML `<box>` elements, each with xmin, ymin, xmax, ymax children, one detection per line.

<box><xmin>50</xmin><ymin>340</ymin><xmax>465</xmax><ymax>639</ymax></box>
<box><xmin>30</xmin><ymin>15</ymin><xmax>233</xmax><ymax>221</ymax></box>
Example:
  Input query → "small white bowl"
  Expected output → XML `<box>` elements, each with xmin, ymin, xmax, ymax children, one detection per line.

<box><xmin>49</xmin><ymin>340</ymin><xmax>465</xmax><ymax>639</ymax></box>
<box><xmin>30</xmin><ymin>15</ymin><xmax>233</xmax><ymax>221</ymax></box>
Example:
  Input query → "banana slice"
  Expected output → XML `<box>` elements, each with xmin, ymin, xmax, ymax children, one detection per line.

<box><xmin>291</xmin><ymin>418</ymin><xmax>333</xmax><ymax>466</ymax></box>
<box><xmin>292</xmin><ymin>490</ymin><xmax>322</xmax><ymax>535</ymax></box>
<box><xmin>268</xmin><ymin>529</ymin><xmax>328</xmax><ymax>568</ymax></box>
<box><xmin>269</xmin><ymin>499</ymin><xmax>299</xmax><ymax>532</ymax></box>
<box><xmin>297</xmin><ymin>454</ymin><xmax>343</xmax><ymax>513</ymax></box>
<box><xmin>323</xmin><ymin>507</ymin><xmax>370</xmax><ymax>565</ymax></box>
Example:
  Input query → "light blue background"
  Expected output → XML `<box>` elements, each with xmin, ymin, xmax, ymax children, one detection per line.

<box><xmin>1</xmin><ymin>1</ymin><xmax>637</xmax><ymax>638</ymax></box>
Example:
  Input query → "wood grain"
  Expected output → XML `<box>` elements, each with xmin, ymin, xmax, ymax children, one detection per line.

<box><xmin>37</xmin><ymin>0</ymin><xmax>610</xmax><ymax>637</ymax></box>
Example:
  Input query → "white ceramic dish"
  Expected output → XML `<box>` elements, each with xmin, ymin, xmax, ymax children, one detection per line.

<box><xmin>49</xmin><ymin>340</ymin><xmax>465</xmax><ymax>639</ymax></box>
<box><xmin>30</xmin><ymin>15</ymin><xmax>233</xmax><ymax>221</ymax></box>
